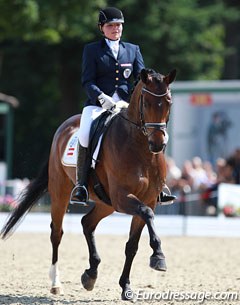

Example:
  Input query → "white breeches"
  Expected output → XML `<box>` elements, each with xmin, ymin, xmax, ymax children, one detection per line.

<box><xmin>78</xmin><ymin>105</ymin><xmax>105</xmax><ymax>148</ymax></box>
<box><xmin>78</xmin><ymin>92</ymin><xmax>127</xmax><ymax>148</ymax></box>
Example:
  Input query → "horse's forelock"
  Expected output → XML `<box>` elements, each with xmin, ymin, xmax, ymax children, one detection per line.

<box><xmin>145</xmin><ymin>69</ymin><xmax>164</xmax><ymax>84</ymax></box>
<box><xmin>132</xmin><ymin>69</ymin><xmax>165</xmax><ymax>97</ymax></box>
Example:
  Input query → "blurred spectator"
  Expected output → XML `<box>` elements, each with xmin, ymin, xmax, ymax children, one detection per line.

<box><xmin>215</xmin><ymin>158</ymin><xmax>227</xmax><ymax>183</ymax></box>
<box><xmin>164</xmin><ymin>150</ymin><xmax>240</xmax><ymax>216</ymax></box>
<box><xmin>207</xmin><ymin>111</ymin><xmax>232</xmax><ymax>165</ymax></box>
<box><xmin>166</xmin><ymin>157</ymin><xmax>182</xmax><ymax>191</ymax></box>
<box><xmin>202</xmin><ymin>161</ymin><xmax>217</xmax><ymax>187</ymax></box>
<box><xmin>179</xmin><ymin>160</ymin><xmax>194</xmax><ymax>192</ymax></box>
<box><xmin>191</xmin><ymin>156</ymin><xmax>209</xmax><ymax>190</ymax></box>
<box><xmin>227</xmin><ymin>148</ymin><xmax>240</xmax><ymax>184</ymax></box>
<box><xmin>222</xmin><ymin>158</ymin><xmax>236</xmax><ymax>184</ymax></box>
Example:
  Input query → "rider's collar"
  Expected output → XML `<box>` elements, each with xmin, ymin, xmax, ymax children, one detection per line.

<box><xmin>105</xmin><ymin>38</ymin><xmax>120</xmax><ymax>46</ymax></box>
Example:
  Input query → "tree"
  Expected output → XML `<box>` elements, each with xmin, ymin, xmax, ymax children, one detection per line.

<box><xmin>0</xmin><ymin>0</ymin><xmax>106</xmax><ymax>177</ymax></box>
<box><xmin>222</xmin><ymin>0</ymin><xmax>240</xmax><ymax>79</ymax></box>
<box><xmin>114</xmin><ymin>0</ymin><xmax>232</xmax><ymax>80</ymax></box>
<box><xmin>0</xmin><ymin>0</ymin><xmax>239</xmax><ymax>178</ymax></box>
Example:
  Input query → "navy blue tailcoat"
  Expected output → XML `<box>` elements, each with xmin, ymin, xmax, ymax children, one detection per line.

<box><xmin>82</xmin><ymin>38</ymin><xmax>145</xmax><ymax>106</ymax></box>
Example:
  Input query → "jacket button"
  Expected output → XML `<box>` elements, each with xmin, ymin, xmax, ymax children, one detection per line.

<box><xmin>115</xmin><ymin>85</ymin><xmax>118</xmax><ymax>88</ymax></box>
<box><xmin>116</xmin><ymin>77</ymin><xmax>119</xmax><ymax>81</ymax></box>
<box><xmin>116</xmin><ymin>70</ymin><xmax>119</xmax><ymax>73</ymax></box>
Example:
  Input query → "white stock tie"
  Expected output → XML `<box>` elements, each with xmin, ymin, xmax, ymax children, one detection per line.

<box><xmin>106</xmin><ymin>39</ymin><xmax>119</xmax><ymax>59</ymax></box>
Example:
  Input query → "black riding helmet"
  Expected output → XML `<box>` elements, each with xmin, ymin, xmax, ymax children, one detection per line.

<box><xmin>98</xmin><ymin>7</ymin><xmax>124</xmax><ymax>26</ymax></box>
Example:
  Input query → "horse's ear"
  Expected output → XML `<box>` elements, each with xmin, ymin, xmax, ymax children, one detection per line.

<box><xmin>140</xmin><ymin>69</ymin><xmax>150</xmax><ymax>84</ymax></box>
<box><xmin>165</xmin><ymin>69</ymin><xmax>177</xmax><ymax>85</ymax></box>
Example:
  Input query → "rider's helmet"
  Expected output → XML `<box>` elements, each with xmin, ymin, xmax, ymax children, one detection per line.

<box><xmin>98</xmin><ymin>7</ymin><xmax>124</xmax><ymax>26</ymax></box>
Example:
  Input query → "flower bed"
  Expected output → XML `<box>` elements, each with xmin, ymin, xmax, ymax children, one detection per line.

<box><xmin>0</xmin><ymin>194</ymin><xmax>16</xmax><ymax>212</ymax></box>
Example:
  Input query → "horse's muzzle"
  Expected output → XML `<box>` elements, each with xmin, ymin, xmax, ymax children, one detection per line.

<box><xmin>148</xmin><ymin>128</ymin><xmax>168</xmax><ymax>153</ymax></box>
<box><xmin>149</xmin><ymin>142</ymin><xmax>166</xmax><ymax>154</ymax></box>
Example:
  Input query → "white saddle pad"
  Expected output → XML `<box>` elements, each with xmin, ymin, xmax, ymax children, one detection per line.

<box><xmin>61</xmin><ymin>130</ymin><xmax>102</xmax><ymax>169</ymax></box>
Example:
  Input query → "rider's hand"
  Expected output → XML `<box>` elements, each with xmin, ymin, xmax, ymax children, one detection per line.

<box><xmin>98</xmin><ymin>93</ymin><xmax>116</xmax><ymax>110</ymax></box>
<box><xmin>115</xmin><ymin>100</ymin><xmax>129</xmax><ymax>109</ymax></box>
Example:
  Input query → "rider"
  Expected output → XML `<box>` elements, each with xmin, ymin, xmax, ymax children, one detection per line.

<box><xmin>70</xmin><ymin>7</ymin><xmax>176</xmax><ymax>205</ymax></box>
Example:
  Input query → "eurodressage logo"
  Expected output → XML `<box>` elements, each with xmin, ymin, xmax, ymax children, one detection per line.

<box><xmin>124</xmin><ymin>289</ymin><xmax>240</xmax><ymax>303</ymax></box>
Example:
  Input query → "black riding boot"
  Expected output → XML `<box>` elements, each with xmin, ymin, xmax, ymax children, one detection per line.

<box><xmin>70</xmin><ymin>144</ymin><xmax>90</xmax><ymax>205</ymax></box>
<box><xmin>159</xmin><ymin>191</ymin><xmax>177</xmax><ymax>204</ymax></box>
<box><xmin>157</xmin><ymin>183</ymin><xmax>177</xmax><ymax>205</ymax></box>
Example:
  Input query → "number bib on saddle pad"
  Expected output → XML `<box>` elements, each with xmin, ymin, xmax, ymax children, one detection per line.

<box><xmin>61</xmin><ymin>131</ymin><xmax>78</xmax><ymax>167</ymax></box>
<box><xmin>61</xmin><ymin>131</ymin><xmax>103</xmax><ymax>169</ymax></box>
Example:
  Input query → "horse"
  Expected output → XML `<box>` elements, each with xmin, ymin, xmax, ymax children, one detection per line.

<box><xmin>1</xmin><ymin>68</ymin><xmax>177</xmax><ymax>300</ymax></box>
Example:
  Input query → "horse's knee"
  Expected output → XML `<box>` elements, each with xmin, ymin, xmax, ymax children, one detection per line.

<box><xmin>138</xmin><ymin>205</ymin><xmax>154</xmax><ymax>220</ymax></box>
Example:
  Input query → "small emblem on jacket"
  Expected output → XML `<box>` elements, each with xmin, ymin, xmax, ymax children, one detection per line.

<box><xmin>123</xmin><ymin>68</ymin><xmax>131</xmax><ymax>79</ymax></box>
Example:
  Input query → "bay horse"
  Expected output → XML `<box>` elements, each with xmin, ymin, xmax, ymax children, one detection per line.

<box><xmin>1</xmin><ymin>68</ymin><xmax>176</xmax><ymax>300</ymax></box>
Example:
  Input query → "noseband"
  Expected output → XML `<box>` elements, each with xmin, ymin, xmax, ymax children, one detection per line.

<box><xmin>140</xmin><ymin>87</ymin><xmax>170</xmax><ymax>137</ymax></box>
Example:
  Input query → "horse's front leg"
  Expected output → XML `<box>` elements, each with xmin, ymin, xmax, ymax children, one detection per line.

<box><xmin>138</xmin><ymin>204</ymin><xmax>167</xmax><ymax>271</ymax></box>
<box><xmin>119</xmin><ymin>215</ymin><xmax>145</xmax><ymax>300</ymax></box>
<box><xmin>81</xmin><ymin>203</ymin><xmax>114</xmax><ymax>291</ymax></box>
<box><xmin>117</xmin><ymin>195</ymin><xmax>166</xmax><ymax>299</ymax></box>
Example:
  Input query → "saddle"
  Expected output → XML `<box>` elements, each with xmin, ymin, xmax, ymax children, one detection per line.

<box><xmin>87</xmin><ymin>110</ymin><xmax>118</xmax><ymax>205</ymax></box>
<box><xmin>88</xmin><ymin>110</ymin><xmax>117</xmax><ymax>162</ymax></box>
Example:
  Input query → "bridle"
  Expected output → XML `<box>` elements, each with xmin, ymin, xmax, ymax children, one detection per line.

<box><xmin>117</xmin><ymin>85</ymin><xmax>172</xmax><ymax>138</ymax></box>
<box><xmin>140</xmin><ymin>87</ymin><xmax>171</xmax><ymax>137</ymax></box>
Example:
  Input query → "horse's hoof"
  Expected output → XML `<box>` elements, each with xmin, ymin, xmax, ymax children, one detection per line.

<box><xmin>121</xmin><ymin>289</ymin><xmax>135</xmax><ymax>301</ymax></box>
<box><xmin>150</xmin><ymin>256</ymin><xmax>167</xmax><ymax>271</ymax></box>
<box><xmin>81</xmin><ymin>271</ymin><xmax>96</xmax><ymax>291</ymax></box>
<box><xmin>50</xmin><ymin>286</ymin><xmax>64</xmax><ymax>295</ymax></box>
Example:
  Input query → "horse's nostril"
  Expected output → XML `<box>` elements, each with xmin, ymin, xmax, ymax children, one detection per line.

<box><xmin>149</xmin><ymin>142</ymin><xmax>165</xmax><ymax>153</ymax></box>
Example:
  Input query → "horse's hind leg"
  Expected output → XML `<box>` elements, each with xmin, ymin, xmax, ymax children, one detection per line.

<box><xmin>48</xmin><ymin>175</ymin><xmax>72</xmax><ymax>295</ymax></box>
<box><xmin>119</xmin><ymin>215</ymin><xmax>145</xmax><ymax>300</ymax></box>
<box><xmin>49</xmin><ymin>215</ymin><xmax>64</xmax><ymax>295</ymax></box>
<box><xmin>81</xmin><ymin>202</ymin><xmax>114</xmax><ymax>291</ymax></box>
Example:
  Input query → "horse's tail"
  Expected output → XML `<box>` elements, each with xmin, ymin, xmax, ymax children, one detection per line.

<box><xmin>1</xmin><ymin>160</ymin><xmax>49</xmax><ymax>240</ymax></box>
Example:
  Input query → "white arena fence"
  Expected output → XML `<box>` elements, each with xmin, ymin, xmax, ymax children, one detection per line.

<box><xmin>0</xmin><ymin>179</ymin><xmax>240</xmax><ymax>218</ymax></box>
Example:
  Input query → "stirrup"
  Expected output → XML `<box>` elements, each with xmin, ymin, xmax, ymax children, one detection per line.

<box><xmin>69</xmin><ymin>185</ymin><xmax>89</xmax><ymax>206</ymax></box>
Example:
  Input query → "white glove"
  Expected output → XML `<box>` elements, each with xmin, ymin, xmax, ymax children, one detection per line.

<box><xmin>115</xmin><ymin>100</ymin><xmax>129</xmax><ymax>109</ymax></box>
<box><xmin>98</xmin><ymin>93</ymin><xmax>116</xmax><ymax>110</ymax></box>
